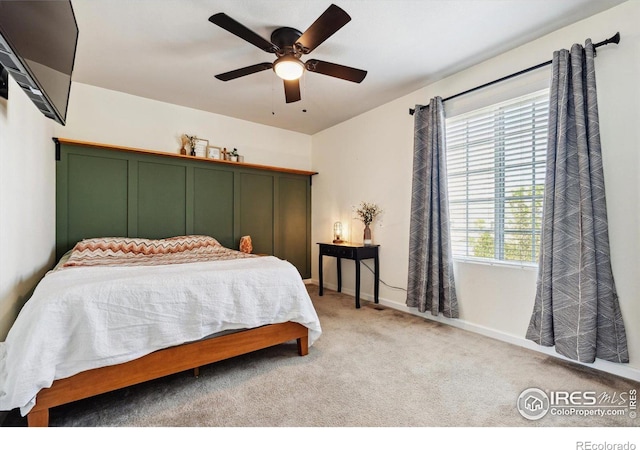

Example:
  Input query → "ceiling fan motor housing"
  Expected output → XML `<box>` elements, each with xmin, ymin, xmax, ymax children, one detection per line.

<box><xmin>270</xmin><ymin>27</ymin><xmax>303</xmax><ymax>56</ymax></box>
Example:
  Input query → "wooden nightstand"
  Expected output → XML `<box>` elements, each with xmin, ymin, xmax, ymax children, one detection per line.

<box><xmin>317</xmin><ymin>242</ymin><xmax>379</xmax><ymax>308</ymax></box>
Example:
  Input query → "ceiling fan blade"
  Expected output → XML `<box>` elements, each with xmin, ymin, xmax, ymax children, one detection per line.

<box><xmin>209</xmin><ymin>13</ymin><xmax>278</xmax><ymax>53</ymax></box>
<box><xmin>283</xmin><ymin>79</ymin><xmax>301</xmax><ymax>103</ymax></box>
<box><xmin>305</xmin><ymin>59</ymin><xmax>367</xmax><ymax>83</ymax></box>
<box><xmin>215</xmin><ymin>63</ymin><xmax>273</xmax><ymax>81</ymax></box>
<box><xmin>295</xmin><ymin>4</ymin><xmax>351</xmax><ymax>54</ymax></box>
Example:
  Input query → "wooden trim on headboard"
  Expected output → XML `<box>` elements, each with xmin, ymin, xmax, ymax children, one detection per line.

<box><xmin>53</xmin><ymin>138</ymin><xmax>318</xmax><ymax>176</ymax></box>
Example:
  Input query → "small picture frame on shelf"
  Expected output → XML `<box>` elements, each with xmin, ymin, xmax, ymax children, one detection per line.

<box><xmin>193</xmin><ymin>138</ymin><xmax>208</xmax><ymax>157</ymax></box>
<box><xmin>207</xmin><ymin>145</ymin><xmax>222</xmax><ymax>159</ymax></box>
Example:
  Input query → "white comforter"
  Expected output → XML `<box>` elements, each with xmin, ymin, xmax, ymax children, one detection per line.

<box><xmin>0</xmin><ymin>256</ymin><xmax>321</xmax><ymax>415</ymax></box>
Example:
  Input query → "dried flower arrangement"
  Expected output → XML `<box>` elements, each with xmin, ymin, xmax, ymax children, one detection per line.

<box><xmin>184</xmin><ymin>134</ymin><xmax>198</xmax><ymax>151</ymax></box>
<box><xmin>354</xmin><ymin>201</ymin><xmax>382</xmax><ymax>226</ymax></box>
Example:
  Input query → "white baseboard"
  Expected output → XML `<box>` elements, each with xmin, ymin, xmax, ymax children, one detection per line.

<box><xmin>310</xmin><ymin>279</ymin><xmax>640</xmax><ymax>383</ymax></box>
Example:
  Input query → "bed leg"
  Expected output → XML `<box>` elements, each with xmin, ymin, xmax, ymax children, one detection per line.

<box><xmin>297</xmin><ymin>336</ymin><xmax>309</xmax><ymax>356</ymax></box>
<box><xmin>27</xmin><ymin>408</ymin><xmax>49</xmax><ymax>427</ymax></box>
<box><xmin>193</xmin><ymin>367</ymin><xmax>200</xmax><ymax>378</ymax></box>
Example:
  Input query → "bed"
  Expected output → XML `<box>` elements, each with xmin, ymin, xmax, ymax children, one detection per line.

<box><xmin>0</xmin><ymin>235</ymin><xmax>322</xmax><ymax>426</ymax></box>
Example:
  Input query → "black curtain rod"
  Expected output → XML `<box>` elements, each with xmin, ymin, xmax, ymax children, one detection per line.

<box><xmin>409</xmin><ymin>32</ymin><xmax>620</xmax><ymax>116</ymax></box>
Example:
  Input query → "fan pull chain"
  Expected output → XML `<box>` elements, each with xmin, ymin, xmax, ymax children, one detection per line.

<box><xmin>271</xmin><ymin>75</ymin><xmax>276</xmax><ymax>116</ymax></box>
<box><xmin>301</xmin><ymin>73</ymin><xmax>307</xmax><ymax>113</ymax></box>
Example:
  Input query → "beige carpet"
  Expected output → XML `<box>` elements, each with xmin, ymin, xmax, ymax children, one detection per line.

<box><xmin>2</xmin><ymin>285</ymin><xmax>638</xmax><ymax>427</ymax></box>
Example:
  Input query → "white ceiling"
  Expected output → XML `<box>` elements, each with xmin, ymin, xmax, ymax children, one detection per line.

<box><xmin>70</xmin><ymin>0</ymin><xmax>625</xmax><ymax>135</ymax></box>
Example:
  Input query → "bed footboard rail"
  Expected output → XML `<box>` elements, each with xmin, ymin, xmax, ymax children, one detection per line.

<box><xmin>27</xmin><ymin>322</ymin><xmax>308</xmax><ymax>427</ymax></box>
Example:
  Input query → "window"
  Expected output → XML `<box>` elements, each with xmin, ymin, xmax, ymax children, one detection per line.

<box><xmin>445</xmin><ymin>90</ymin><xmax>549</xmax><ymax>264</ymax></box>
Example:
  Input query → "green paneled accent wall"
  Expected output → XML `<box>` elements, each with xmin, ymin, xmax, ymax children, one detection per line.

<box><xmin>278</xmin><ymin>176</ymin><xmax>311</xmax><ymax>278</ymax></box>
<box><xmin>66</xmin><ymin>154</ymin><xmax>128</xmax><ymax>247</ymax></box>
<box><xmin>55</xmin><ymin>140</ymin><xmax>314</xmax><ymax>278</ymax></box>
<box><xmin>137</xmin><ymin>161</ymin><xmax>187</xmax><ymax>239</ymax></box>
<box><xmin>193</xmin><ymin>167</ymin><xmax>234</xmax><ymax>249</ymax></box>
<box><xmin>239</xmin><ymin>173</ymin><xmax>274</xmax><ymax>256</ymax></box>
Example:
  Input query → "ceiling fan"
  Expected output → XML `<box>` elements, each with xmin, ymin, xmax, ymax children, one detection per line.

<box><xmin>208</xmin><ymin>4</ymin><xmax>367</xmax><ymax>103</ymax></box>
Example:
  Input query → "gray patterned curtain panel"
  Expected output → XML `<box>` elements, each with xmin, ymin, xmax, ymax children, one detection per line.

<box><xmin>406</xmin><ymin>97</ymin><xmax>458</xmax><ymax>318</ymax></box>
<box><xmin>526</xmin><ymin>40</ymin><xmax>628</xmax><ymax>363</ymax></box>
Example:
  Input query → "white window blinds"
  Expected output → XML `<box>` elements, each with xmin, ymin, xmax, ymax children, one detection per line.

<box><xmin>445</xmin><ymin>90</ymin><xmax>549</xmax><ymax>264</ymax></box>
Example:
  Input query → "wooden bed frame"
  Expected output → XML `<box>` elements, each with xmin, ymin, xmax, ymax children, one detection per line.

<box><xmin>27</xmin><ymin>321</ymin><xmax>309</xmax><ymax>427</ymax></box>
<box><xmin>27</xmin><ymin>139</ymin><xmax>315</xmax><ymax>427</ymax></box>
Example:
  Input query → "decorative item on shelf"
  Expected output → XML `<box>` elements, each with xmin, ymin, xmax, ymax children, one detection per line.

<box><xmin>184</xmin><ymin>135</ymin><xmax>209</xmax><ymax>157</ymax></box>
<box><xmin>179</xmin><ymin>135</ymin><xmax>188</xmax><ymax>155</ymax></box>
<box><xmin>230</xmin><ymin>148</ymin><xmax>239</xmax><ymax>162</ymax></box>
<box><xmin>207</xmin><ymin>145</ymin><xmax>222</xmax><ymax>159</ymax></box>
<box><xmin>333</xmin><ymin>222</ymin><xmax>344</xmax><ymax>244</ymax></box>
<box><xmin>185</xmin><ymin>134</ymin><xmax>197</xmax><ymax>156</ymax></box>
<box><xmin>222</xmin><ymin>147</ymin><xmax>228</xmax><ymax>160</ymax></box>
<box><xmin>239</xmin><ymin>235</ymin><xmax>253</xmax><ymax>254</ymax></box>
<box><xmin>193</xmin><ymin>138</ymin><xmax>209</xmax><ymax>157</ymax></box>
<box><xmin>355</xmin><ymin>201</ymin><xmax>382</xmax><ymax>245</ymax></box>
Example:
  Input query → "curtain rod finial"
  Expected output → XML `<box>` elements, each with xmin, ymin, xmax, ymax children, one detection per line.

<box><xmin>595</xmin><ymin>31</ymin><xmax>620</xmax><ymax>48</ymax></box>
<box><xmin>611</xmin><ymin>31</ymin><xmax>621</xmax><ymax>45</ymax></box>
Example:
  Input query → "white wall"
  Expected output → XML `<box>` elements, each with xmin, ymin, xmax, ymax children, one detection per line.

<box><xmin>54</xmin><ymin>83</ymin><xmax>312</xmax><ymax>171</ymax></box>
<box><xmin>311</xmin><ymin>1</ymin><xmax>640</xmax><ymax>380</ymax></box>
<box><xmin>0</xmin><ymin>77</ymin><xmax>56</xmax><ymax>341</ymax></box>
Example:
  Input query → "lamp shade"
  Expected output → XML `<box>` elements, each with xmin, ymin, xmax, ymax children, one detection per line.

<box><xmin>273</xmin><ymin>55</ymin><xmax>304</xmax><ymax>80</ymax></box>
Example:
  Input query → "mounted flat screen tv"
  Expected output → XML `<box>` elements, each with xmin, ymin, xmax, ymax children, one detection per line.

<box><xmin>0</xmin><ymin>0</ymin><xmax>78</xmax><ymax>125</ymax></box>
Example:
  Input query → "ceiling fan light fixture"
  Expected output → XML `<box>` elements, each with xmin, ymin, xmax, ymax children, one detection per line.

<box><xmin>273</xmin><ymin>55</ymin><xmax>305</xmax><ymax>80</ymax></box>
<box><xmin>211</xmin><ymin>5</ymin><xmax>366</xmax><ymax>104</ymax></box>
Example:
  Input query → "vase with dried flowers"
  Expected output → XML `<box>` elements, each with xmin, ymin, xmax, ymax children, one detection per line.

<box><xmin>355</xmin><ymin>201</ymin><xmax>382</xmax><ymax>245</ymax></box>
<box><xmin>185</xmin><ymin>134</ymin><xmax>198</xmax><ymax>156</ymax></box>
<box><xmin>179</xmin><ymin>135</ymin><xmax>188</xmax><ymax>155</ymax></box>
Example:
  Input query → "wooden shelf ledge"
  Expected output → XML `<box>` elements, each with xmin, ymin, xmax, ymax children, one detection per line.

<box><xmin>53</xmin><ymin>138</ymin><xmax>318</xmax><ymax>176</ymax></box>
